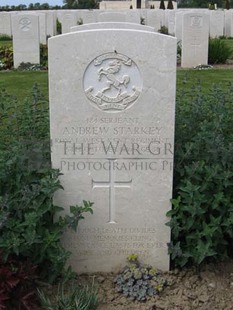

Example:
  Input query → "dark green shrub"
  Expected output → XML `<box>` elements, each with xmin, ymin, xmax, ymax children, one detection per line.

<box><xmin>56</xmin><ymin>18</ymin><xmax>62</xmax><ymax>35</ymax></box>
<box><xmin>40</xmin><ymin>44</ymin><xmax>48</xmax><ymax>68</ymax></box>
<box><xmin>0</xmin><ymin>45</ymin><xmax>13</xmax><ymax>69</ymax></box>
<box><xmin>158</xmin><ymin>26</ymin><xmax>169</xmax><ymax>35</ymax></box>
<box><xmin>0</xmin><ymin>34</ymin><xmax>12</xmax><ymax>41</ymax></box>
<box><xmin>159</xmin><ymin>0</ymin><xmax>166</xmax><ymax>9</ymax></box>
<box><xmin>0</xmin><ymin>88</ymin><xmax>94</xmax><ymax>283</ymax></box>
<box><xmin>177</xmin><ymin>40</ymin><xmax>182</xmax><ymax>63</ymax></box>
<box><xmin>224</xmin><ymin>0</ymin><xmax>230</xmax><ymax>9</ymax></box>
<box><xmin>208</xmin><ymin>38</ymin><xmax>232</xmax><ymax>64</ymax></box>
<box><xmin>167</xmin><ymin>81</ymin><xmax>233</xmax><ymax>267</ymax></box>
<box><xmin>167</xmin><ymin>0</ymin><xmax>174</xmax><ymax>9</ymax></box>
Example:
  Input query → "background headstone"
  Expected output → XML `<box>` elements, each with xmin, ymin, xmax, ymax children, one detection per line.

<box><xmin>0</xmin><ymin>12</ymin><xmax>12</xmax><ymax>36</ymax></box>
<box><xmin>49</xmin><ymin>29</ymin><xmax>176</xmax><ymax>273</ymax></box>
<box><xmin>209</xmin><ymin>10</ymin><xmax>224</xmax><ymax>38</ymax></box>
<box><xmin>12</xmin><ymin>14</ymin><xmax>40</xmax><ymax>68</ymax></box>
<box><xmin>71</xmin><ymin>22</ymin><xmax>154</xmax><ymax>32</ymax></box>
<box><xmin>181</xmin><ymin>12</ymin><xmax>209</xmax><ymax>68</ymax></box>
<box><xmin>146</xmin><ymin>10</ymin><xmax>162</xmax><ymax>32</ymax></box>
<box><xmin>224</xmin><ymin>10</ymin><xmax>233</xmax><ymax>37</ymax></box>
<box><xmin>57</xmin><ymin>10</ymin><xmax>78</xmax><ymax>33</ymax></box>
<box><xmin>175</xmin><ymin>11</ymin><xmax>184</xmax><ymax>42</ymax></box>
<box><xmin>98</xmin><ymin>12</ymin><xmax>126</xmax><ymax>22</ymax></box>
<box><xmin>81</xmin><ymin>10</ymin><xmax>97</xmax><ymax>24</ymax></box>
<box><xmin>167</xmin><ymin>10</ymin><xmax>176</xmax><ymax>36</ymax></box>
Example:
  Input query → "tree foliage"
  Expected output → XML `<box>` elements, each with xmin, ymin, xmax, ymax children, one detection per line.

<box><xmin>178</xmin><ymin>0</ymin><xmax>233</xmax><ymax>8</ymax></box>
<box><xmin>63</xmin><ymin>0</ymin><xmax>98</xmax><ymax>9</ymax></box>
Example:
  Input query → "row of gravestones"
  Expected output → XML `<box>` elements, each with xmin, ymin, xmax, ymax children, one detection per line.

<box><xmin>1</xmin><ymin>9</ymin><xmax>232</xmax><ymax>68</ymax></box>
<box><xmin>1</xmin><ymin>9</ymin><xmax>233</xmax><ymax>38</ymax></box>
<box><xmin>0</xmin><ymin>10</ymin><xmax>229</xmax><ymax>274</ymax></box>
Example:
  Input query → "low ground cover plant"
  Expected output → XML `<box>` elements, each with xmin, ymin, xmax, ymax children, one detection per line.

<box><xmin>114</xmin><ymin>255</ymin><xmax>169</xmax><ymax>301</ymax></box>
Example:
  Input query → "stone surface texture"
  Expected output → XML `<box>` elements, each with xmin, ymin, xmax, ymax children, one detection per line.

<box><xmin>49</xmin><ymin>29</ymin><xmax>176</xmax><ymax>273</ymax></box>
<box><xmin>70</xmin><ymin>22</ymin><xmax>154</xmax><ymax>32</ymax></box>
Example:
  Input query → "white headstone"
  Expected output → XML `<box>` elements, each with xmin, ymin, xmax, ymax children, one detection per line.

<box><xmin>57</xmin><ymin>10</ymin><xmax>79</xmax><ymax>33</ymax></box>
<box><xmin>12</xmin><ymin>14</ymin><xmax>40</xmax><ymax>68</ymax></box>
<box><xmin>81</xmin><ymin>10</ymin><xmax>97</xmax><ymax>24</ymax></box>
<box><xmin>125</xmin><ymin>10</ymin><xmax>141</xmax><ymax>24</ymax></box>
<box><xmin>209</xmin><ymin>10</ymin><xmax>224</xmax><ymax>38</ymax></box>
<box><xmin>71</xmin><ymin>22</ymin><xmax>154</xmax><ymax>32</ymax></box>
<box><xmin>175</xmin><ymin>11</ymin><xmax>184</xmax><ymax>42</ymax></box>
<box><xmin>181</xmin><ymin>12</ymin><xmax>209</xmax><ymax>68</ymax></box>
<box><xmin>42</xmin><ymin>11</ymin><xmax>57</xmax><ymax>37</ymax></box>
<box><xmin>146</xmin><ymin>10</ymin><xmax>162</xmax><ymax>32</ymax></box>
<box><xmin>167</xmin><ymin>10</ymin><xmax>176</xmax><ymax>36</ymax></box>
<box><xmin>224</xmin><ymin>10</ymin><xmax>233</xmax><ymax>37</ymax></box>
<box><xmin>38</xmin><ymin>13</ymin><xmax>47</xmax><ymax>44</ymax></box>
<box><xmin>0</xmin><ymin>12</ymin><xmax>12</xmax><ymax>36</ymax></box>
<box><xmin>49</xmin><ymin>29</ymin><xmax>176</xmax><ymax>273</ymax></box>
<box><xmin>98</xmin><ymin>12</ymin><xmax>126</xmax><ymax>22</ymax></box>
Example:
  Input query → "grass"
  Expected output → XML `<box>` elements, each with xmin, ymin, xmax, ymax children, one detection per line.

<box><xmin>0</xmin><ymin>71</ymin><xmax>48</xmax><ymax>101</ymax></box>
<box><xmin>177</xmin><ymin>69</ymin><xmax>233</xmax><ymax>92</ymax></box>
<box><xmin>0</xmin><ymin>69</ymin><xmax>232</xmax><ymax>102</ymax></box>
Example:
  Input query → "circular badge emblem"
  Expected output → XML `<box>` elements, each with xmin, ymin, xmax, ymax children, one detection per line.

<box><xmin>19</xmin><ymin>18</ymin><xmax>31</xmax><ymax>31</ymax></box>
<box><xmin>83</xmin><ymin>52</ymin><xmax>142</xmax><ymax>112</ymax></box>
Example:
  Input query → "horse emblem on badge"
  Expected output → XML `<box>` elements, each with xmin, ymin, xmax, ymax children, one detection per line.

<box><xmin>83</xmin><ymin>52</ymin><xmax>142</xmax><ymax>112</ymax></box>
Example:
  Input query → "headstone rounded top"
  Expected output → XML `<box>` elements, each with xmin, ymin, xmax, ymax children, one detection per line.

<box><xmin>83</xmin><ymin>52</ymin><xmax>143</xmax><ymax>112</ymax></box>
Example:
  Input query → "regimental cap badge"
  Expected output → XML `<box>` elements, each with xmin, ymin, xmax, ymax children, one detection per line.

<box><xmin>83</xmin><ymin>52</ymin><xmax>142</xmax><ymax>112</ymax></box>
<box><xmin>19</xmin><ymin>17</ymin><xmax>31</xmax><ymax>31</ymax></box>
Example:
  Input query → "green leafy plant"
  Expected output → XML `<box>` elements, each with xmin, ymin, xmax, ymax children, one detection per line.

<box><xmin>56</xmin><ymin>18</ymin><xmax>62</xmax><ymax>35</ymax></box>
<box><xmin>0</xmin><ymin>45</ymin><xmax>13</xmax><ymax>69</ymax></box>
<box><xmin>159</xmin><ymin>26</ymin><xmax>169</xmax><ymax>35</ymax></box>
<box><xmin>177</xmin><ymin>40</ymin><xmax>182</xmax><ymax>64</ymax></box>
<box><xmin>0</xmin><ymin>87</ymin><xmax>94</xmax><ymax>283</ymax></box>
<box><xmin>208</xmin><ymin>38</ymin><xmax>232</xmax><ymax>64</ymax></box>
<box><xmin>77</xmin><ymin>18</ymin><xmax>83</xmax><ymax>25</ymax></box>
<box><xmin>167</xmin><ymin>81</ymin><xmax>233</xmax><ymax>267</ymax></box>
<box><xmin>40</xmin><ymin>44</ymin><xmax>48</xmax><ymax>68</ymax></box>
<box><xmin>114</xmin><ymin>256</ymin><xmax>169</xmax><ymax>301</ymax></box>
<box><xmin>140</xmin><ymin>17</ymin><xmax>145</xmax><ymax>25</ymax></box>
<box><xmin>38</xmin><ymin>281</ymin><xmax>98</xmax><ymax>310</ymax></box>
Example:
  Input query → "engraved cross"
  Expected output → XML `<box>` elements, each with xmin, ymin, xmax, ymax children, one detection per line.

<box><xmin>191</xmin><ymin>37</ymin><xmax>201</xmax><ymax>57</ymax></box>
<box><xmin>92</xmin><ymin>159</ymin><xmax>132</xmax><ymax>224</ymax></box>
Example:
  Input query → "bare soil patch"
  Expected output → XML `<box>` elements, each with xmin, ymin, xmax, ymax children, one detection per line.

<box><xmin>78</xmin><ymin>260</ymin><xmax>233</xmax><ymax>310</ymax></box>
